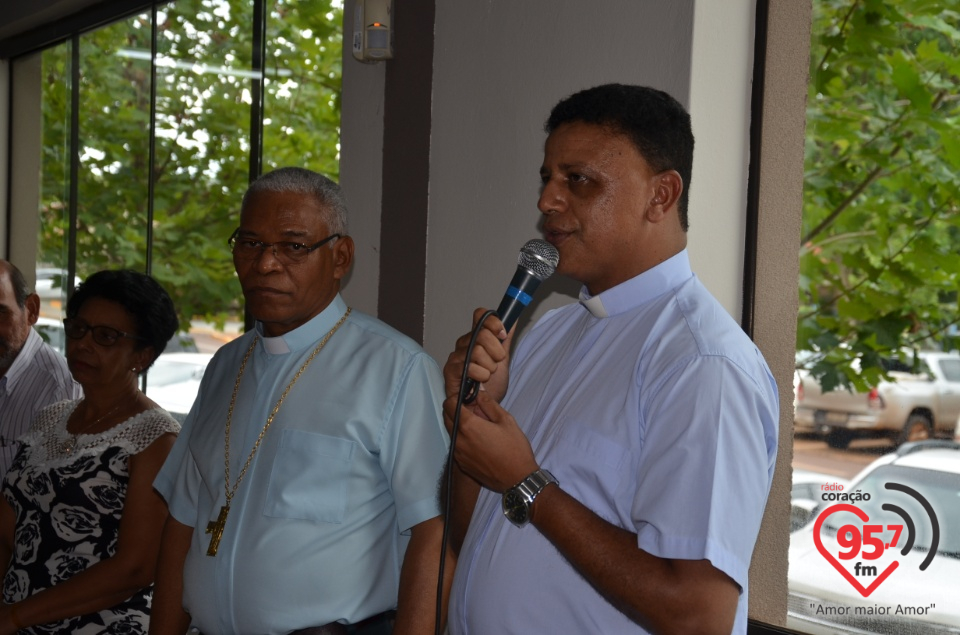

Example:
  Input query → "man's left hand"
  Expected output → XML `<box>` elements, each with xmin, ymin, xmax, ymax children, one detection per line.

<box><xmin>443</xmin><ymin>390</ymin><xmax>539</xmax><ymax>492</ymax></box>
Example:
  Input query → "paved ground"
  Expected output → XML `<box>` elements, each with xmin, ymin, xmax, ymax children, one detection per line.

<box><xmin>791</xmin><ymin>434</ymin><xmax>899</xmax><ymax>479</ymax></box>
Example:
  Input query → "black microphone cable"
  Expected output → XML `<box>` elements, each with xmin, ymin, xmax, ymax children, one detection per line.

<box><xmin>435</xmin><ymin>309</ymin><xmax>498</xmax><ymax>635</ymax></box>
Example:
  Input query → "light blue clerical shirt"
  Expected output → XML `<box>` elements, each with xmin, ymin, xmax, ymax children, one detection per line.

<box><xmin>448</xmin><ymin>250</ymin><xmax>779</xmax><ymax>634</ymax></box>
<box><xmin>155</xmin><ymin>295</ymin><xmax>448</xmax><ymax>635</ymax></box>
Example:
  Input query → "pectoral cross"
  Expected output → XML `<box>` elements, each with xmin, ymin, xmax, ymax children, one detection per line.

<box><xmin>205</xmin><ymin>505</ymin><xmax>229</xmax><ymax>556</ymax></box>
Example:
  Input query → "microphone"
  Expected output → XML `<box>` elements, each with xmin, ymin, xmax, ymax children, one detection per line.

<box><xmin>462</xmin><ymin>239</ymin><xmax>560</xmax><ymax>403</ymax></box>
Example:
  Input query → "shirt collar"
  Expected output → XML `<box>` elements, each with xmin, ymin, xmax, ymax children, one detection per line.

<box><xmin>3</xmin><ymin>328</ymin><xmax>44</xmax><ymax>390</ymax></box>
<box><xmin>257</xmin><ymin>294</ymin><xmax>349</xmax><ymax>354</ymax></box>
<box><xmin>578</xmin><ymin>250</ymin><xmax>693</xmax><ymax>319</ymax></box>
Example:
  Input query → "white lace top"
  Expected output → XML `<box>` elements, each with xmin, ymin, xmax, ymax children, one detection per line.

<box><xmin>22</xmin><ymin>399</ymin><xmax>180</xmax><ymax>469</ymax></box>
<box><xmin>2</xmin><ymin>399</ymin><xmax>179</xmax><ymax>633</ymax></box>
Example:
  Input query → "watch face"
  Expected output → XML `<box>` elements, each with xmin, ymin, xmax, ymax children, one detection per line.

<box><xmin>503</xmin><ymin>488</ymin><xmax>529</xmax><ymax>525</ymax></box>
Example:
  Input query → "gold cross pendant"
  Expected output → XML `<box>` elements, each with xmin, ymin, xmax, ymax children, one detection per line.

<box><xmin>205</xmin><ymin>505</ymin><xmax>229</xmax><ymax>556</ymax></box>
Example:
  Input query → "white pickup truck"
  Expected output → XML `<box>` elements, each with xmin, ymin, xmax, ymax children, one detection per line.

<box><xmin>794</xmin><ymin>351</ymin><xmax>960</xmax><ymax>449</ymax></box>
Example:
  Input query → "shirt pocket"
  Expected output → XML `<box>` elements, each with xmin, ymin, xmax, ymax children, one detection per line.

<box><xmin>542</xmin><ymin>425</ymin><xmax>632</xmax><ymax>522</ymax></box>
<box><xmin>263</xmin><ymin>429</ymin><xmax>356</xmax><ymax>524</ymax></box>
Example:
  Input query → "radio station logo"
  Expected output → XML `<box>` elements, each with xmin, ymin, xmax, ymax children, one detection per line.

<box><xmin>814</xmin><ymin>482</ymin><xmax>940</xmax><ymax>597</ymax></box>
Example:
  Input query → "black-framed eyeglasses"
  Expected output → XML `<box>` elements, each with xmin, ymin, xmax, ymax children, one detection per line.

<box><xmin>228</xmin><ymin>229</ymin><xmax>341</xmax><ymax>265</ymax></box>
<box><xmin>63</xmin><ymin>318</ymin><xmax>145</xmax><ymax>347</ymax></box>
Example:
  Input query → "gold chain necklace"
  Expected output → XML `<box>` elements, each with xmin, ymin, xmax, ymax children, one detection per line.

<box><xmin>205</xmin><ymin>307</ymin><xmax>351</xmax><ymax>556</ymax></box>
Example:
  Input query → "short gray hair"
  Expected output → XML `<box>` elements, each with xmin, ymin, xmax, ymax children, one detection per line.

<box><xmin>241</xmin><ymin>167</ymin><xmax>348</xmax><ymax>236</ymax></box>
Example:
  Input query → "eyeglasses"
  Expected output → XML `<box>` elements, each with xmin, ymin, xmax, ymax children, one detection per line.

<box><xmin>228</xmin><ymin>229</ymin><xmax>341</xmax><ymax>264</ymax></box>
<box><xmin>63</xmin><ymin>318</ymin><xmax>144</xmax><ymax>347</ymax></box>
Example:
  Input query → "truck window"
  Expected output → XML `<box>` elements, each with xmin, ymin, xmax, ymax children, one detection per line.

<box><xmin>937</xmin><ymin>358</ymin><xmax>960</xmax><ymax>382</ymax></box>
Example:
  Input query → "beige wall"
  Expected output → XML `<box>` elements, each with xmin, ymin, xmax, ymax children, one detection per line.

<box><xmin>0</xmin><ymin>60</ymin><xmax>8</xmax><ymax>256</ymax></box>
<box><xmin>423</xmin><ymin>0</ymin><xmax>695</xmax><ymax>362</ymax></box>
<box><xmin>338</xmin><ymin>5</ymin><xmax>387</xmax><ymax>318</ymax></box>
<box><xmin>4</xmin><ymin>54</ymin><xmax>43</xmax><ymax>278</ymax></box>
<box><xmin>747</xmin><ymin>1</ymin><xmax>811</xmax><ymax>623</ymax></box>
<box><xmin>689</xmin><ymin>0</ymin><xmax>756</xmax><ymax>315</ymax></box>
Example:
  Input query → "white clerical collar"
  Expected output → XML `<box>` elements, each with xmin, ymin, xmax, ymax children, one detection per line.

<box><xmin>578</xmin><ymin>250</ymin><xmax>693</xmax><ymax>319</ymax></box>
<box><xmin>261</xmin><ymin>333</ymin><xmax>291</xmax><ymax>354</ymax></box>
<box><xmin>579</xmin><ymin>292</ymin><xmax>609</xmax><ymax>318</ymax></box>
<box><xmin>256</xmin><ymin>294</ymin><xmax>350</xmax><ymax>354</ymax></box>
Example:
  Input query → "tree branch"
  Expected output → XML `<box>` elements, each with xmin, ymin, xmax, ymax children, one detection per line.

<box><xmin>815</xmin><ymin>0</ymin><xmax>861</xmax><ymax>76</ymax></box>
<box><xmin>799</xmin><ymin>198</ymin><xmax>949</xmax><ymax>321</ymax></box>
<box><xmin>802</xmin><ymin>159</ymin><xmax>891</xmax><ymax>245</ymax></box>
<box><xmin>803</xmin><ymin>87</ymin><xmax>949</xmax><ymax>246</ymax></box>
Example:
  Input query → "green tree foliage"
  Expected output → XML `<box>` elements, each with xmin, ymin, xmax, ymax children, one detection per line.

<box><xmin>801</xmin><ymin>0</ymin><xmax>960</xmax><ymax>391</ymax></box>
<box><xmin>37</xmin><ymin>0</ymin><xmax>342</xmax><ymax>332</ymax></box>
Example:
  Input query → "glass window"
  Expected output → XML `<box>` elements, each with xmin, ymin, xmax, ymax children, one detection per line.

<box><xmin>36</xmin><ymin>41</ymin><xmax>75</xmax><ymax>321</ymax></box>
<box><xmin>793</xmin><ymin>1</ymin><xmax>960</xmax><ymax>632</ymax></box>
<box><xmin>937</xmin><ymin>359</ymin><xmax>960</xmax><ymax>384</ymax></box>
<box><xmin>20</xmin><ymin>0</ymin><xmax>343</xmax><ymax>417</ymax></box>
<box><xmin>262</xmin><ymin>1</ymin><xmax>343</xmax><ymax>173</ymax></box>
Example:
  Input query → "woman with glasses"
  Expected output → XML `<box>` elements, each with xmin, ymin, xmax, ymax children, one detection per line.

<box><xmin>0</xmin><ymin>269</ymin><xmax>180</xmax><ymax>634</ymax></box>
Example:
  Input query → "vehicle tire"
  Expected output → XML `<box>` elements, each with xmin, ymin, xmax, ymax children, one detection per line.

<box><xmin>898</xmin><ymin>413</ymin><xmax>933</xmax><ymax>446</ymax></box>
<box><xmin>826</xmin><ymin>428</ymin><xmax>853</xmax><ymax>449</ymax></box>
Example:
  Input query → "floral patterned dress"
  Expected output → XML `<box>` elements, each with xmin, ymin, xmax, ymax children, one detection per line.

<box><xmin>2</xmin><ymin>400</ymin><xmax>179</xmax><ymax>634</ymax></box>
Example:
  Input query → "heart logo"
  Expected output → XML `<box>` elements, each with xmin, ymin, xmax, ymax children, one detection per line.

<box><xmin>814</xmin><ymin>503</ymin><xmax>899</xmax><ymax>597</ymax></box>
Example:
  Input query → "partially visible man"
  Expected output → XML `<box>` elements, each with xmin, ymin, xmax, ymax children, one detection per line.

<box><xmin>151</xmin><ymin>167</ymin><xmax>450</xmax><ymax>635</ymax></box>
<box><xmin>442</xmin><ymin>84</ymin><xmax>779</xmax><ymax>634</ymax></box>
<box><xmin>0</xmin><ymin>260</ymin><xmax>81</xmax><ymax>474</ymax></box>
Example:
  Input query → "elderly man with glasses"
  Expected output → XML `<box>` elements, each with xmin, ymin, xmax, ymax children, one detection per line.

<box><xmin>151</xmin><ymin>167</ymin><xmax>450</xmax><ymax>635</ymax></box>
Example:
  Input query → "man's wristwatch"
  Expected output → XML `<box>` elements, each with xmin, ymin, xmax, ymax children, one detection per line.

<box><xmin>502</xmin><ymin>469</ymin><xmax>558</xmax><ymax>527</ymax></box>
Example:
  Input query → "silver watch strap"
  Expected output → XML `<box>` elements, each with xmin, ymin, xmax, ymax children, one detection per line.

<box><xmin>517</xmin><ymin>468</ymin><xmax>558</xmax><ymax>502</ymax></box>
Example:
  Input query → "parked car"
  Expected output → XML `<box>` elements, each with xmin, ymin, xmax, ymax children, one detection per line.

<box><xmin>35</xmin><ymin>267</ymin><xmax>81</xmax><ymax>300</ymax></box>
<box><xmin>145</xmin><ymin>352</ymin><xmax>213</xmax><ymax>418</ymax></box>
<box><xmin>794</xmin><ymin>351</ymin><xmax>960</xmax><ymax>449</ymax></box>
<box><xmin>794</xmin><ymin>350</ymin><xmax>826</xmax><ymax>437</ymax></box>
<box><xmin>787</xmin><ymin>441</ymin><xmax>960</xmax><ymax>634</ymax></box>
<box><xmin>33</xmin><ymin>316</ymin><xmax>67</xmax><ymax>354</ymax></box>
<box><xmin>791</xmin><ymin>469</ymin><xmax>849</xmax><ymax>533</ymax></box>
<box><xmin>165</xmin><ymin>332</ymin><xmax>200</xmax><ymax>354</ymax></box>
